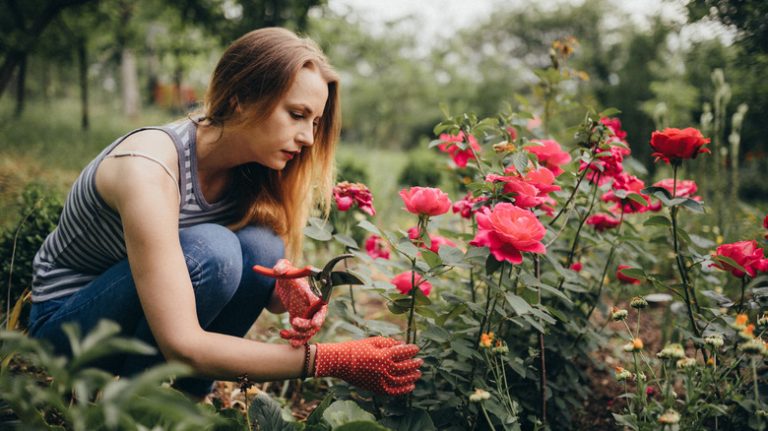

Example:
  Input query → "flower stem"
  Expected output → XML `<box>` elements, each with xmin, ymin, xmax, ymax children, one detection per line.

<box><xmin>737</xmin><ymin>276</ymin><xmax>747</xmax><ymax>314</ymax></box>
<box><xmin>535</xmin><ymin>255</ymin><xmax>547</xmax><ymax>425</ymax></box>
<box><xmin>406</xmin><ymin>257</ymin><xmax>417</xmax><ymax>345</ymax></box>
<box><xmin>481</xmin><ymin>403</ymin><xmax>497</xmax><ymax>431</ymax></box>
<box><xmin>670</xmin><ymin>164</ymin><xmax>703</xmax><ymax>342</ymax></box>
<box><xmin>549</xmin><ymin>156</ymin><xmax>592</xmax><ymax>227</ymax></box>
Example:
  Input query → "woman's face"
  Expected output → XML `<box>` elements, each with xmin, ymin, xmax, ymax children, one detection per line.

<box><xmin>234</xmin><ymin>66</ymin><xmax>329</xmax><ymax>170</ymax></box>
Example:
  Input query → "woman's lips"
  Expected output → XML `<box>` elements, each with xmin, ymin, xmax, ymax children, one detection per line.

<box><xmin>282</xmin><ymin>150</ymin><xmax>296</xmax><ymax>160</ymax></box>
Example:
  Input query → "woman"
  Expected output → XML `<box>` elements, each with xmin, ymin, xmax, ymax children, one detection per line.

<box><xmin>27</xmin><ymin>27</ymin><xmax>422</xmax><ymax>398</ymax></box>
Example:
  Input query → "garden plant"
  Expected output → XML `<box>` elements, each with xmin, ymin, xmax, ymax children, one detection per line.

<box><xmin>1</xmin><ymin>35</ymin><xmax>767</xmax><ymax>431</ymax></box>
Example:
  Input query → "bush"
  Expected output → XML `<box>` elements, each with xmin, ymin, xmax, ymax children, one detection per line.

<box><xmin>0</xmin><ymin>183</ymin><xmax>63</xmax><ymax>325</ymax></box>
<box><xmin>396</xmin><ymin>149</ymin><xmax>444</xmax><ymax>188</ymax></box>
<box><xmin>336</xmin><ymin>158</ymin><xmax>370</xmax><ymax>185</ymax></box>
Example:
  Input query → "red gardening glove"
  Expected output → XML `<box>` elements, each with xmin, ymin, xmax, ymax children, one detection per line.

<box><xmin>314</xmin><ymin>337</ymin><xmax>422</xmax><ymax>396</ymax></box>
<box><xmin>273</xmin><ymin>259</ymin><xmax>327</xmax><ymax>347</ymax></box>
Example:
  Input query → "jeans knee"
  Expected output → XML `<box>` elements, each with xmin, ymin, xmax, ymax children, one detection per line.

<box><xmin>237</xmin><ymin>225</ymin><xmax>285</xmax><ymax>269</ymax></box>
<box><xmin>180</xmin><ymin>224</ymin><xmax>243</xmax><ymax>290</ymax></box>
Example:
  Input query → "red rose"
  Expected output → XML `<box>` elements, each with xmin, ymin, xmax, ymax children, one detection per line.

<box><xmin>712</xmin><ymin>240</ymin><xmax>768</xmax><ymax>278</ymax></box>
<box><xmin>602</xmin><ymin>173</ymin><xmax>651</xmax><ymax>214</ymax></box>
<box><xmin>470</xmin><ymin>203</ymin><xmax>546</xmax><ymax>264</ymax></box>
<box><xmin>438</xmin><ymin>131</ymin><xmax>481</xmax><ymax>168</ymax></box>
<box><xmin>579</xmin><ymin>145</ymin><xmax>625</xmax><ymax>185</ymax></box>
<box><xmin>365</xmin><ymin>235</ymin><xmax>390</xmax><ymax>260</ymax></box>
<box><xmin>616</xmin><ymin>265</ymin><xmax>641</xmax><ymax>285</ymax></box>
<box><xmin>570</xmin><ymin>261</ymin><xmax>583</xmax><ymax>272</ymax></box>
<box><xmin>525</xmin><ymin>139</ymin><xmax>572</xmax><ymax>176</ymax></box>
<box><xmin>586</xmin><ymin>213</ymin><xmax>621</xmax><ymax>232</ymax></box>
<box><xmin>391</xmin><ymin>271</ymin><xmax>432</xmax><ymax>296</ymax></box>
<box><xmin>333</xmin><ymin>181</ymin><xmax>376</xmax><ymax>216</ymax></box>
<box><xmin>650</xmin><ymin>128</ymin><xmax>711</xmax><ymax>165</ymax></box>
<box><xmin>399</xmin><ymin>186</ymin><xmax>451</xmax><ymax>216</ymax></box>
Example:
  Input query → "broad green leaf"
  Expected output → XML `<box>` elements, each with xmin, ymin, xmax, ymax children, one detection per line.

<box><xmin>438</xmin><ymin>245</ymin><xmax>464</xmax><ymax>265</ymax></box>
<box><xmin>379</xmin><ymin>408</ymin><xmax>437</xmax><ymax>431</ymax></box>
<box><xmin>333</xmin><ymin>234</ymin><xmax>359</xmax><ymax>249</ymax></box>
<box><xmin>643</xmin><ymin>215</ymin><xmax>671</xmax><ymax>227</ymax></box>
<box><xmin>305</xmin><ymin>225</ymin><xmax>332</xmax><ymax>241</ymax></box>
<box><xmin>335</xmin><ymin>421</ymin><xmax>391</xmax><ymax>431</ymax></box>
<box><xmin>421</xmin><ymin>249</ymin><xmax>442</xmax><ymax>269</ymax></box>
<box><xmin>504</xmin><ymin>292</ymin><xmax>533</xmax><ymax>316</ymax></box>
<box><xmin>323</xmin><ymin>400</ymin><xmax>376</xmax><ymax>427</ymax></box>
<box><xmin>356</xmin><ymin>219</ymin><xmax>382</xmax><ymax>236</ymax></box>
<box><xmin>617</xmin><ymin>267</ymin><xmax>645</xmax><ymax>280</ymax></box>
<box><xmin>599</xmin><ymin>107</ymin><xmax>622</xmax><ymax>118</ymax></box>
<box><xmin>396</xmin><ymin>239</ymin><xmax>419</xmax><ymax>260</ymax></box>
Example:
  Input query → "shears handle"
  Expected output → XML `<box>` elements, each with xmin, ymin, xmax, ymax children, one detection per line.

<box><xmin>252</xmin><ymin>264</ymin><xmax>316</xmax><ymax>279</ymax></box>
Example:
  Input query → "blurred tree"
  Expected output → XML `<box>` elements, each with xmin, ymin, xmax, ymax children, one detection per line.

<box><xmin>0</xmin><ymin>0</ymin><xmax>98</xmax><ymax>102</ymax></box>
<box><xmin>686</xmin><ymin>0</ymin><xmax>768</xmax><ymax>53</ymax></box>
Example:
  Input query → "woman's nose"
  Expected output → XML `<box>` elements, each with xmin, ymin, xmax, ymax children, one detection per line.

<box><xmin>297</xmin><ymin>123</ymin><xmax>314</xmax><ymax>147</ymax></box>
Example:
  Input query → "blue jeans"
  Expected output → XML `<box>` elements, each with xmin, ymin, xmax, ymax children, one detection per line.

<box><xmin>28</xmin><ymin>224</ymin><xmax>284</xmax><ymax>396</ymax></box>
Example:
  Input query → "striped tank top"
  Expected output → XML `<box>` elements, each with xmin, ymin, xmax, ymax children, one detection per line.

<box><xmin>31</xmin><ymin>119</ymin><xmax>238</xmax><ymax>302</ymax></box>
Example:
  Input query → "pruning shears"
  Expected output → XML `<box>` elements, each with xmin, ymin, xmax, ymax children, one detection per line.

<box><xmin>252</xmin><ymin>253</ymin><xmax>364</xmax><ymax>306</ymax></box>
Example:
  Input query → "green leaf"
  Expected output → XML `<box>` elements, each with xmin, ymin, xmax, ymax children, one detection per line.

<box><xmin>643</xmin><ymin>215</ymin><xmax>671</xmax><ymax>227</ymax></box>
<box><xmin>333</xmin><ymin>234</ymin><xmax>359</xmax><ymax>249</ymax></box>
<box><xmin>436</xmin><ymin>304</ymin><xmax>467</xmax><ymax>326</ymax></box>
<box><xmin>599</xmin><ymin>107</ymin><xmax>622</xmax><ymax>118</ymax></box>
<box><xmin>396</xmin><ymin>238</ymin><xmax>419</xmax><ymax>260</ymax></box>
<box><xmin>625</xmin><ymin>192</ymin><xmax>648</xmax><ymax>208</ymax></box>
<box><xmin>379</xmin><ymin>409</ymin><xmax>436</xmax><ymax>431</ymax></box>
<box><xmin>305</xmin><ymin>225</ymin><xmax>332</xmax><ymax>241</ymax></box>
<box><xmin>504</xmin><ymin>292</ymin><xmax>533</xmax><ymax>315</ymax></box>
<box><xmin>485</xmin><ymin>254</ymin><xmax>502</xmax><ymax>275</ymax></box>
<box><xmin>539</xmin><ymin>284</ymin><xmax>573</xmax><ymax>305</ymax></box>
<box><xmin>335</xmin><ymin>421</ymin><xmax>391</xmax><ymax>431</ymax></box>
<box><xmin>415</xmin><ymin>306</ymin><xmax>438</xmax><ymax>319</ymax></box>
<box><xmin>438</xmin><ymin>245</ymin><xmax>464</xmax><ymax>265</ymax></box>
<box><xmin>510</xmin><ymin>152</ymin><xmax>529</xmax><ymax>174</ymax></box>
<box><xmin>421</xmin><ymin>249</ymin><xmax>442</xmax><ymax>269</ymax></box>
<box><xmin>356</xmin><ymin>220</ymin><xmax>382</xmax><ymax>236</ymax></box>
<box><xmin>249</xmin><ymin>392</ymin><xmax>296</xmax><ymax>431</ymax></box>
<box><xmin>712</xmin><ymin>255</ymin><xmax>748</xmax><ymax>275</ymax></box>
<box><xmin>323</xmin><ymin>400</ymin><xmax>376</xmax><ymax>428</ymax></box>
<box><xmin>680</xmin><ymin>198</ymin><xmax>704</xmax><ymax>213</ymax></box>
<box><xmin>421</xmin><ymin>325</ymin><xmax>451</xmax><ymax>343</ymax></box>
<box><xmin>306</xmin><ymin>393</ymin><xmax>335</xmax><ymax>426</ymax></box>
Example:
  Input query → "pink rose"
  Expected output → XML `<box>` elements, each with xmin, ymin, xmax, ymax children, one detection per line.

<box><xmin>399</xmin><ymin>187</ymin><xmax>451</xmax><ymax>216</ymax></box>
<box><xmin>438</xmin><ymin>131</ymin><xmax>481</xmax><ymax>168</ymax></box>
<box><xmin>650</xmin><ymin>127</ymin><xmax>711</xmax><ymax>165</ymax></box>
<box><xmin>333</xmin><ymin>181</ymin><xmax>376</xmax><ymax>216</ymax></box>
<box><xmin>365</xmin><ymin>235</ymin><xmax>390</xmax><ymax>260</ymax></box>
<box><xmin>470</xmin><ymin>203</ymin><xmax>546</xmax><ymax>264</ymax></box>
<box><xmin>602</xmin><ymin>173</ymin><xmax>651</xmax><ymax>214</ymax></box>
<box><xmin>711</xmin><ymin>240</ymin><xmax>768</xmax><ymax>278</ymax></box>
<box><xmin>579</xmin><ymin>145</ymin><xmax>625</xmax><ymax>185</ymax></box>
<box><xmin>653</xmin><ymin>178</ymin><xmax>699</xmax><ymax>199</ymax></box>
<box><xmin>407</xmin><ymin>227</ymin><xmax>457</xmax><ymax>253</ymax></box>
<box><xmin>452</xmin><ymin>192</ymin><xmax>486</xmax><ymax>219</ymax></box>
<box><xmin>600</xmin><ymin>117</ymin><xmax>628</xmax><ymax>140</ymax></box>
<box><xmin>525</xmin><ymin>139</ymin><xmax>572</xmax><ymax>176</ymax></box>
<box><xmin>586</xmin><ymin>213</ymin><xmax>621</xmax><ymax>232</ymax></box>
<box><xmin>616</xmin><ymin>265</ymin><xmax>641</xmax><ymax>285</ymax></box>
<box><xmin>391</xmin><ymin>271</ymin><xmax>432</xmax><ymax>296</ymax></box>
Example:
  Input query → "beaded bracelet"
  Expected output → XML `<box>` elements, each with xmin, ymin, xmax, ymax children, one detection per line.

<box><xmin>301</xmin><ymin>342</ymin><xmax>312</xmax><ymax>379</ymax></box>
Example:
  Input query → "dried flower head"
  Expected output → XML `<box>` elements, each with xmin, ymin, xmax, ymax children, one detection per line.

<box><xmin>469</xmin><ymin>388</ymin><xmax>491</xmax><ymax>402</ymax></box>
<box><xmin>614</xmin><ymin>366</ymin><xmax>633</xmax><ymax>381</ymax></box>
<box><xmin>739</xmin><ymin>338</ymin><xmax>767</xmax><ymax>356</ymax></box>
<box><xmin>657</xmin><ymin>343</ymin><xmax>686</xmax><ymax>360</ymax></box>
<box><xmin>492</xmin><ymin>340</ymin><xmax>509</xmax><ymax>354</ymax></box>
<box><xmin>739</xmin><ymin>324</ymin><xmax>755</xmax><ymax>340</ymax></box>
<box><xmin>704</xmin><ymin>334</ymin><xmax>724</xmax><ymax>349</ymax></box>
<box><xmin>630</xmin><ymin>296</ymin><xmax>648</xmax><ymax>309</ymax></box>
<box><xmin>732</xmin><ymin>313</ymin><xmax>749</xmax><ymax>330</ymax></box>
<box><xmin>611</xmin><ymin>307</ymin><xmax>628</xmax><ymax>321</ymax></box>
<box><xmin>658</xmin><ymin>409</ymin><xmax>681</xmax><ymax>424</ymax></box>
<box><xmin>676</xmin><ymin>357</ymin><xmax>697</xmax><ymax>369</ymax></box>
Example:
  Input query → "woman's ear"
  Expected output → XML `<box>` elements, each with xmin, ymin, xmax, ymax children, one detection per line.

<box><xmin>229</xmin><ymin>96</ymin><xmax>241</xmax><ymax>113</ymax></box>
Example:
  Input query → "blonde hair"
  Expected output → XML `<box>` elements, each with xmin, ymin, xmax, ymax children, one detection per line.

<box><xmin>202</xmin><ymin>27</ymin><xmax>340</xmax><ymax>261</ymax></box>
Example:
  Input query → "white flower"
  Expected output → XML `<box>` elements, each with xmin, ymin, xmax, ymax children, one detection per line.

<box><xmin>469</xmin><ymin>388</ymin><xmax>491</xmax><ymax>402</ymax></box>
<box><xmin>658</xmin><ymin>409</ymin><xmax>680</xmax><ymax>424</ymax></box>
<box><xmin>657</xmin><ymin>343</ymin><xmax>685</xmax><ymax>360</ymax></box>
<box><xmin>704</xmin><ymin>334</ymin><xmax>724</xmax><ymax>349</ymax></box>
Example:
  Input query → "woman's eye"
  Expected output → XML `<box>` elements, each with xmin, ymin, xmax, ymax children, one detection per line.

<box><xmin>290</xmin><ymin>112</ymin><xmax>304</xmax><ymax>120</ymax></box>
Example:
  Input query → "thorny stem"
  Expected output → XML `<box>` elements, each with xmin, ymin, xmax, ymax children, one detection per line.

<box><xmin>549</xmin><ymin>156</ymin><xmax>592</xmax><ymax>227</ymax></box>
<box><xmin>737</xmin><ymin>276</ymin><xmax>747</xmax><ymax>314</ymax></box>
<box><xmin>406</xmin><ymin>257</ymin><xmax>418</xmax><ymax>346</ymax></box>
<box><xmin>583</xmin><ymin>207</ymin><xmax>624</xmax><ymax>324</ymax></box>
<box><xmin>670</xmin><ymin>165</ymin><xmax>705</xmax><ymax>348</ymax></box>
<box><xmin>535</xmin><ymin>255</ymin><xmax>547</xmax><ymax>425</ymax></box>
<box><xmin>567</xmin><ymin>172</ymin><xmax>602</xmax><ymax>267</ymax></box>
<box><xmin>343</xmin><ymin>258</ymin><xmax>357</xmax><ymax>315</ymax></box>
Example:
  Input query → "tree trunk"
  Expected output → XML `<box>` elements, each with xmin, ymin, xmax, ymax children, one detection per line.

<box><xmin>121</xmin><ymin>48</ymin><xmax>140</xmax><ymax>119</ymax></box>
<box><xmin>14</xmin><ymin>53</ymin><xmax>26</xmax><ymax>118</ymax></box>
<box><xmin>0</xmin><ymin>0</ymin><xmax>97</xmax><ymax>99</ymax></box>
<box><xmin>78</xmin><ymin>37</ymin><xmax>89</xmax><ymax>130</ymax></box>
